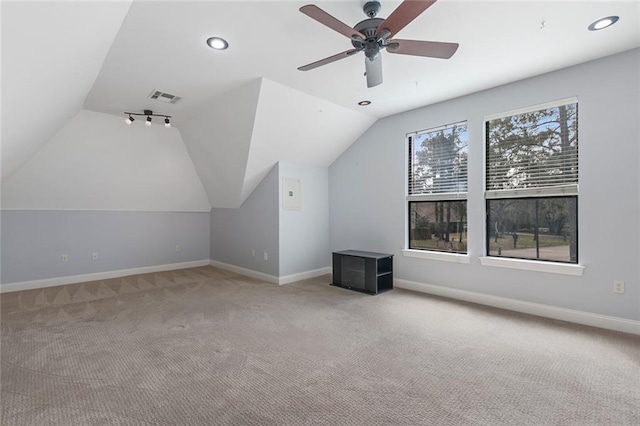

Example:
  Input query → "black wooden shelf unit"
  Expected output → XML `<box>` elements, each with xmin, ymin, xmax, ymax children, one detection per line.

<box><xmin>331</xmin><ymin>250</ymin><xmax>393</xmax><ymax>295</ymax></box>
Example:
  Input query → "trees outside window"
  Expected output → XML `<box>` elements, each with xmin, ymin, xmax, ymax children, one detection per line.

<box><xmin>408</xmin><ymin>122</ymin><xmax>468</xmax><ymax>254</ymax></box>
<box><xmin>485</xmin><ymin>100</ymin><xmax>578</xmax><ymax>263</ymax></box>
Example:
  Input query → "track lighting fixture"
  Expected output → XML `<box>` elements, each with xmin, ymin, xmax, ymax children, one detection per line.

<box><xmin>123</xmin><ymin>110</ymin><xmax>171</xmax><ymax>128</ymax></box>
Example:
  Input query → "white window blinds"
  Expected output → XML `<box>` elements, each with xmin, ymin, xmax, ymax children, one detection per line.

<box><xmin>485</xmin><ymin>99</ymin><xmax>578</xmax><ymax>198</ymax></box>
<box><xmin>408</xmin><ymin>121</ymin><xmax>468</xmax><ymax>199</ymax></box>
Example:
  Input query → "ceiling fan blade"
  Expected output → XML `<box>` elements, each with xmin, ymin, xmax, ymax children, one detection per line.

<box><xmin>300</xmin><ymin>5</ymin><xmax>366</xmax><ymax>40</ymax></box>
<box><xmin>298</xmin><ymin>49</ymin><xmax>360</xmax><ymax>71</ymax></box>
<box><xmin>365</xmin><ymin>55</ymin><xmax>383</xmax><ymax>88</ymax></box>
<box><xmin>376</xmin><ymin>0</ymin><xmax>437</xmax><ymax>38</ymax></box>
<box><xmin>387</xmin><ymin>39</ymin><xmax>459</xmax><ymax>59</ymax></box>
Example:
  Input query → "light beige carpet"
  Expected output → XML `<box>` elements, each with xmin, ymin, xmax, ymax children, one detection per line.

<box><xmin>1</xmin><ymin>266</ymin><xmax>638</xmax><ymax>425</ymax></box>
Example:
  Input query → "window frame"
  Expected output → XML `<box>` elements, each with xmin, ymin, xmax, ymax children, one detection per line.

<box><xmin>483</xmin><ymin>97</ymin><xmax>579</xmax><ymax>264</ymax></box>
<box><xmin>408</xmin><ymin>199</ymin><xmax>468</xmax><ymax>254</ymax></box>
<box><xmin>485</xmin><ymin>195</ymin><xmax>578</xmax><ymax>264</ymax></box>
<box><xmin>406</xmin><ymin>121</ymin><xmax>469</xmax><ymax>254</ymax></box>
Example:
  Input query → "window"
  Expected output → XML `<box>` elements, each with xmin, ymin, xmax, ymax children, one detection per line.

<box><xmin>408</xmin><ymin>121</ymin><xmax>468</xmax><ymax>253</ymax></box>
<box><xmin>485</xmin><ymin>99</ymin><xmax>578</xmax><ymax>263</ymax></box>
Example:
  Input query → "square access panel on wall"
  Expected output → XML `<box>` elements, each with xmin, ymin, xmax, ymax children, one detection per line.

<box><xmin>283</xmin><ymin>178</ymin><xmax>301</xmax><ymax>210</ymax></box>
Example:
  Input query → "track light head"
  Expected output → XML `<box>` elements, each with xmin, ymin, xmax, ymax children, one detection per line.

<box><xmin>164</xmin><ymin>117</ymin><xmax>171</xmax><ymax>128</ymax></box>
<box><xmin>125</xmin><ymin>115</ymin><xmax>134</xmax><ymax>125</ymax></box>
<box><xmin>145</xmin><ymin>116</ymin><xmax>152</xmax><ymax>126</ymax></box>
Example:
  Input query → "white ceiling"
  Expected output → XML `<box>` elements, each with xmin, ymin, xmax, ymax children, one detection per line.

<box><xmin>2</xmin><ymin>1</ymin><xmax>639</xmax><ymax>206</ymax></box>
<box><xmin>84</xmin><ymin>0</ymin><xmax>640</xmax><ymax>123</ymax></box>
<box><xmin>1</xmin><ymin>0</ymin><xmax>131</xmax><ymax>181</ymax></box>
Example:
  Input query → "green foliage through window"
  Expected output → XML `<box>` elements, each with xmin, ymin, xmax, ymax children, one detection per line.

<box><xmin>486</xmin><ymin>103</ymin><xmax>577</xmax><ymax>191</ymax></box>
<box><xmin>485</xmin><ymin>101</ymin><xmax>578</xmax><ymax>263</ymax></box>
<box><xmin>408</xmin><ymin>121</ymin><xmax>468</xmax><ymax>254</ymax></box>
<box><xmin>409</xmin><ymin>122</ymin><xmax>468</xmax><ymax>195</ymax></box>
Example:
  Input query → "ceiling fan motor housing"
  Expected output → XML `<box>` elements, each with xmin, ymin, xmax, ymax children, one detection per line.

<box><xmin>353</xmin><ymin>17</ymin><xmax>384</xmax><ymax>40</ymax></box>
<box><xmin>352</xmin><ymin>17</ymin><xmax>386</xmax><ymax>59</ymax></box>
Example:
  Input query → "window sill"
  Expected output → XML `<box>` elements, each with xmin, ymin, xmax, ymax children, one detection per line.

<box><xmin>402</xmin><ymin>249</ymin><xmax>470</xmax><ymax>264</ymax></box>
<box><xmin>479</xmin><ymin>256</ymin><xmax>585</xmax><ymax>276</ymax></box>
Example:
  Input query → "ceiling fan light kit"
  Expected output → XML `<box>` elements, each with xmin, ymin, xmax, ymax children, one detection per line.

<box><xmin>298</xmin><ymin>0</ymin><xmax>458</xmax><ymax>88</ymax></box>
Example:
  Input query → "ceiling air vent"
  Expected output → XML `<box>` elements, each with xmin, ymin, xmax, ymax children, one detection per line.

<box><xmin>148</xmin><ymin>90</ymin><xmax>182</xmax><ymax>104</ymax></box>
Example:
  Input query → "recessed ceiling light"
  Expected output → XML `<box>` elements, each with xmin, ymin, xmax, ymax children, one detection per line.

<box><xmin>588</xmin><ymin>16</ymin><xmax>619</xmax><ymax>31</ymax></box>
<box><xmin>206</xmin><ymin>36</ymin><xmax>229</xmax><ymax>50</ymax></box>
<box><xmin>358</xmin><ymin>100</ymin><xmax>371</xmax><ymax>106</ymax></box>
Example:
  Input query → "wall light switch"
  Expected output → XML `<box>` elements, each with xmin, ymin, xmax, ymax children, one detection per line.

<box><xmin>61</xmin><ymin>254</ymin><xmax>68</xmax><ymax>263</ymax></box>
<box><xmin>92</xmin><ymin>251</ymin><xmax>99</xmax><ymax>260</ymax></box>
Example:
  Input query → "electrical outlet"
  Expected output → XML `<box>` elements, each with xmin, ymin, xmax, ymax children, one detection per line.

<box><xmin>613</xmin><ymin>280</ymin><xmax>625</xmax><ymax>294</ymax></box>
<box><xmin>251</xmin><ymin>249</ymin><xmax>255</xmax><ymax>258</ymax></box>
<box><xmin>175</xmin><ymin>245</ymin><xmax>182</xmax><ymax>252</ymax></box>
<box><xmin>263</xmin><ymin>252</ymin><xmax>268</xmax><ymax>261</ymax></box>
<box><xmin>61</xmin><ymin>254</ymin><xmax>68</xmax><ymax>263</ymax></box>
<box><xmin>92</xmin><ymin>251</ymin><xmax>99</xmax><ymax>261</ymax></box>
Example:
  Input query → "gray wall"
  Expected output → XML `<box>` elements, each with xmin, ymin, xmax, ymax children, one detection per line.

<box><xmin>210</xmin><ymin>164</ymin><xmax>280</xmax><ymax>276</ymax></box>
<box><xmin>279</xmin><ymin>161</ymin><xmax>330</xmax><ymax>277</ymax></box>
<box><xmin>329</xmin><ymin>49</ymin><xmax>639</xmax><ymax>321</ymax></box>
<box><xmin>210</xmin><ymin>161</ymin><xmax>331</xmax><ymax>278</ymax></box>
<box><xmin>1</xmin><ymin>210</ymin><xmax>210</xmax><ymax>284</ymax></box>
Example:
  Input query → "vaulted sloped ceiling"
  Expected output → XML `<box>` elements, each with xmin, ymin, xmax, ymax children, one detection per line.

<box><xmin>1</xmin><ymin>77</ymin><xmax>374</xmax><ymax>211</ymax></box>
<box><xmin>243</xmin><ymin>79</ymin><xmax>376</xmax><ymax>204</ymax></box>
<box><xmin>1</xmin><ymin>1</ymin><xmax>375</xmax><ymax>210</ymax></box>
<box><xmin>1</xmin><ymin>110</ymin><xmax>211</xmax><ymax>212</ymax></box>
<box><xmin>3</xmin><ymin>1</ymin><xmax>638</xmax><ymax>210</ymax></box>
<box><xmin>179</xmin><ymin>78</ymin><xmax>375</xmax><ymax>208</ymax></box>
<box><xmin>1</xmin><ymin>1</ymin><xmax>132</xmax><ymax>182</ymax></box>
<box><xmin>179</xmin><ymin>80</ymin><xmax>262</xmax><ymax>209</ymax></box>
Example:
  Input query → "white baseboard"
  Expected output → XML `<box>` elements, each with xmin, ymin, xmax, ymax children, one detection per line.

<box><xmin>395</xmin><ymin>278</ymin><xmax>640</xmax><ymax>336</ymax></box>
<box><xmin>278</xmin><ymin>267</ymin><xmax>332</xmax><ymax>285</ymax></box>
<box><xmin>208</xmin><ymin>260</ymin><xmax>331</xmax><ymax>285</ymax></box>
<box><xmin>209</xmin><ymin>260</ymin><xmax>279</xmax><ymax>284</ymax></box>
<box><xmin>0</xmin><ymin>258</ymin><xmax>331</xmax><ymax>294</ymax></box>
<box><xmin>0</xmin><ymin>260</ymin><xmax>211</xmax><ymax>293</ymax></box>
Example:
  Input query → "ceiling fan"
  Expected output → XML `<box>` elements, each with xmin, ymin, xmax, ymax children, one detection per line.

<box><xmin>298</xmin><ymin>0</ymin><xmax>459</xmax><ymax>88</ymax></box>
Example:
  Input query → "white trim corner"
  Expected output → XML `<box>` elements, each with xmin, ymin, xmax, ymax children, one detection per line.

<box><xmin>208</xmin><ymin>260</ymin><xmax>279</xmax><ymax>284</ymax></box>
<box><xmin>208</xmin><ymin>260</ymin><xmax>331</xmax><ymax>286</ymax></box>
<box><xmin>278</xmin><ymin>267</ymin><xmax>332</xmax><ymax>285</ymax></box>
